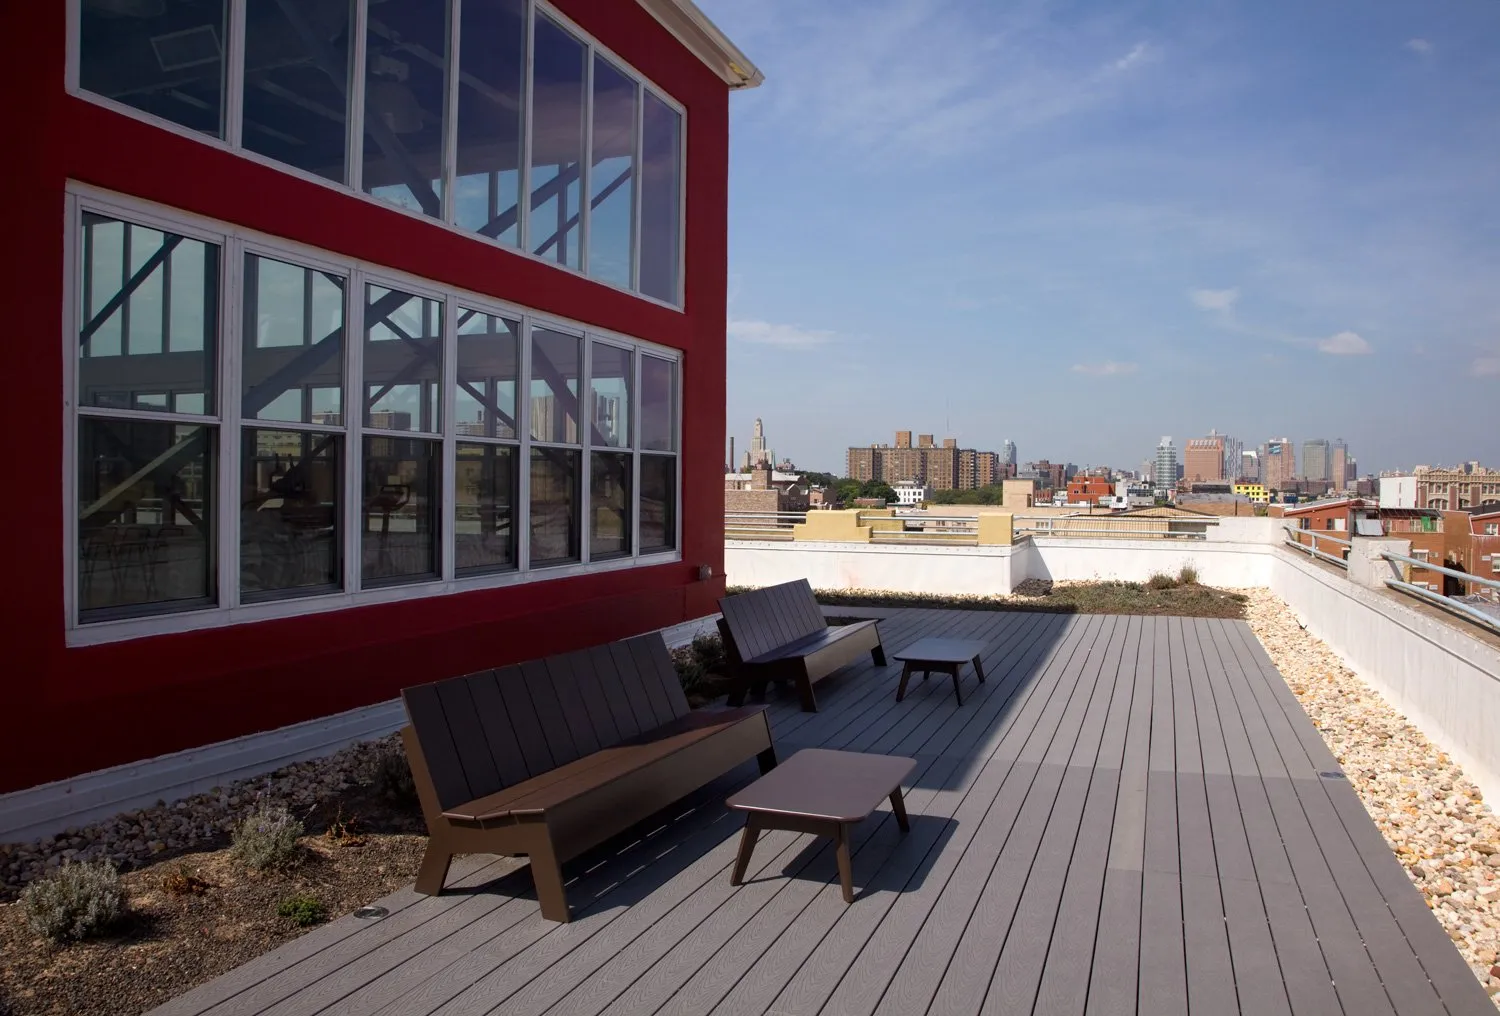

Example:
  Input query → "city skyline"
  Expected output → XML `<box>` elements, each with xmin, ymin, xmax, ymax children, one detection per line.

<box><xmin>704</xmin><ymin>0</ymin><xmax>1500</xmax><ymax>474</ymax></box>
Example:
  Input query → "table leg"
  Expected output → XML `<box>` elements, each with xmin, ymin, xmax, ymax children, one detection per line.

<box><xmin>731</xmin><ymin>815</ymin><xmax>762</xmax><ymax>886</ymax></box>
<box><xmin>834</xmin><ymin>822</ymin><xmax>854</xmax><ymax>903</ymax></box>
<box><xmin>973</xmin><ymin>654</ymin><xmax>986</xmax><ymax>683</ymax></box>
<box><xmin>895</xmin><ymin>662</ymin><xmax>914</xmax><ymax>702</ymax></box>
<box><xmin>890</xmin><ymin>787</ymin><xmax>910</xmax><ymax>832</ymax></box>
<box><xmin>951</xmin><ymin>664</ymin><xmax>964</xmax><ymax>705</ymax></box>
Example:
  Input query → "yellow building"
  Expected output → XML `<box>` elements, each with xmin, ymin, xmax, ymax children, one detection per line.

<box><xmin>1234</xmin><ymin>483</ymin><xmax>1270</xmax><ymax>504</ymax></box>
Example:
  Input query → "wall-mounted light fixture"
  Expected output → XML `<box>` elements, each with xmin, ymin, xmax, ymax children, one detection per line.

<box><xmin>697</xmin><ymin>564</ymin><xmax>714</xmax><ymax>581</ymax></box>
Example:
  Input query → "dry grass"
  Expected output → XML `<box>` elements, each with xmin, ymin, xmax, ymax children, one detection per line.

<box><xmin>794</xmin><ymin>580</ymin><xmax>1248</xmax><ymax>619</ymax></box>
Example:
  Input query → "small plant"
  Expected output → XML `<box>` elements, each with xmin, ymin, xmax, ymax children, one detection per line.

<box><xmin>671</xmin><ymin>646</ymin><xmax>706</xmax><ymax>694</ymax></box>
<box><xmin>1146</xmin><ymin>572</ymin><xmax>1178</xmax><ymax>591</ymax></box>
<box><xmin>1177</xmin><ymin>564</ymin><xmax>1200</xmax><ymax>586</ymax></box>
<box><xmin>276</xmin><ymin>892</ymin><xmax>327</xmax><ymax>927</ymax></box>
<box><xmin>161</xmin><ymin>863</ymin><xmax>213</xmax><ymax>897</ymax></box>
<box><xmin>325</xmin><ymin>806</ymin><xmax>367</xmax><ymax>847</ymax></box>
<box><xmin>231</xmin><ymin>802</ymin><xmax>304</xmax><ymax>870</ymax></box>
<box><xmin>689</xmin><ymin>633</ymin><xmax>726</xmax><ymax>673</ymax></box>
<box><xmin>366</xmin><ymin>742</ymin><xmax>418</xmax><ymax>809</ymax></box>
<box><xmin>20</xmin><ymin>859</ymin><xmax>126</xmax><ymax>943</ymax></box>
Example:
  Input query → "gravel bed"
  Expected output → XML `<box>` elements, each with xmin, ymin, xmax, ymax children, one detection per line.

<box><xmin>1</xmin><ymin>734</ymin><xmax>408</xmax><ymax>897</ymax></box>
<box><xmin>1245</xmin><ymin>588</ymin><xmax>1500</xmax><ymax>1002</ymax></box>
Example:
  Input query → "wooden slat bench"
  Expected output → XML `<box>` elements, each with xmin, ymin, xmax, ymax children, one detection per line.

<box><xmin>399</xmin><ymin>632</ymin><xmax>777</xmax><ymax>923</ymax></box>
<box><xmin>718</xmin><ymin>579</ymin><xmax>887</xmax><ymax>712</ymax></box>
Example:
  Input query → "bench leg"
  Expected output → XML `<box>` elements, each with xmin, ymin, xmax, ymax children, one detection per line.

<box><xmin>413</xmin><ymin>840</ymin><xmax>453</xmax><ymax>896</ymax></box>
<box><xmin>529</xmin><ymin>839</ymin><xmax>571</xmax><ymax>923</ymax></box>
<box><xmin>890</xmin><ymin>788</ymin><xmax>910</xmax><ymax>833</ymax></box>
<box><xmin>732</xmin><ymin>815</ymin><xmax>762</xmax><ymax>886</ymax></box>
<box><xmin>871</xmin><ymin>642</ymin><xmax>887</xmax><ymax>667</ymax></box>
<box><xmin>757</xmin><ymin>746</ymin><xmax>778</xmax><ymax>774</ymax></box>
<box><xmin>834</xmin><ymin>822</ymin><xmax>855</xmax><ymax>903</ymax></box>
<box><xmin>796</xmin><ymin>668</ymin><xmax>818</xmax><ymax>712</ymax></box>
<box><xmin>895</xmin><ymin>662</ymin><xmax>914</xmax><ymax>702</ymax></box>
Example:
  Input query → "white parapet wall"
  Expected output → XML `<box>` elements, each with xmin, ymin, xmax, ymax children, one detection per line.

<box><xmin>725</xmin><ymin>539</ymin><xmax>1019</xmax><ymax>596</ymax></box>
<box><xmin>1271</xmin><ymin>548</ymin><xmax>1500</xmax><ymax>805</ymax></box>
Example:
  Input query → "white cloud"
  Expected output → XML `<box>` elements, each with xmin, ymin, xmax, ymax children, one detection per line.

<box><xmin>1189</xmin><ymin>287</ymin><xmax>1239</xmax><ymax>311</ymax></box>
<box><xmin>1406</xmin><ymin>38</ymin><xmax>1434</xmax><ymax>56</ymax></box>
<box><xmin>727</xmin><ymin>318</ymin><xmax>834</xmax><ymax>348</ymax></box>
<box><xmin>1070</xmin><ymin>361</ymin><xmax>1139</xmax><ymax>376</ymax></box>
<box><xmin>1472</xmin><ymin>355</ymin><xmax>1500</xmax><ymax>377</ymax></box>
<box><xmin>1110</xmin><ymin>43</ymin><xmax>1154</xmax><ymax>73</ymax></box>
<box><xmin>1316</xmin><ymin>330</ymin><xmax>1372</xmax><ymax>355</ymax></box>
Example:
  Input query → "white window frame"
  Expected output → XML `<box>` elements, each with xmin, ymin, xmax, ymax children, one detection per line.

<box><xmin>63</xmin><ymin>183</ymin><xmax>682</xmax><ymax>648</ymax></box>
<box><xmin>65</xmin><ymin>0</ymin><xmax>688</xmax><ymax>310</ymax></box>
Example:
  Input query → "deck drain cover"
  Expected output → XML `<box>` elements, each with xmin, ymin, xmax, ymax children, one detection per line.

<box><xmin>1318</xmin><ymin>771</ymin><xmax>1347</xmax><ymax>780</ymax></box>
<box><xmin>354</xmin><ymin>906</ymin><xmax>389</xmax><ymax>920</ymax></box>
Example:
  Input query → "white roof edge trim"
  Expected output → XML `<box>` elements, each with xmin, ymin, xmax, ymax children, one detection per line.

<box><xmin>636</xmin><ymin>0</ymin><xmax>765</xmax><ymax>89</ymax></box>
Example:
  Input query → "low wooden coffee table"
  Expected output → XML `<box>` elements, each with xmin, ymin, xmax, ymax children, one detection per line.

<box><xmin>726</xmin><ymin>748</ymin><xmax>916</xmax><ymax>903</ymax></box>
<box><xmin>892</xmin><ymin>637</ymin><xmax>989</xmax><ymax>705</ymax></box>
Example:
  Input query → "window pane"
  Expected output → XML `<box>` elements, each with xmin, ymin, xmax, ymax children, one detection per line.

<box><xmin>362</xmin><ymin>436</ymin><xmax>440</xmax><ymax>584</ymax></box>
<box><xmin>456</xmin><ymin>310</ymin><xmax>519</xmax><ymax>438</ymax></box>
<box><xmin>530</xmin><ymin>448</ymin><xmax>580</xmax><ymax>565</ymax></box>
<box><xmin>78</xmin><ymin>418</ymin><xmax>215</xmax><ymax>618</ymax></box>
<box><xmin>529</xmin><ymin>16</ymin><xmax>585</xmax><ymax>269</ymax></box>
<box><xmin>243</xmin><ymin>255</ymin><xmax>345</xmax><ymax>425</ymax></box>
<box><xmin>588</xmin><ymin>57</ymin><xmax>636</xmax><ymax>288</ymax></box>
<box><xmin>530</xmin><ymin>328</ymin><xmax>580</xmax><ymax>443</ymax></box>
<box><xmin>242</xmin><ymin>0</ymin><xmax>353</xmax><ymax>182</ymax></box>
<box><xmin>640</xmin><ymin>355</ymin><xmax>676</xmax><ymax>451</ymax></box>
<box><xmin>365</xmin><ymin>285</ymin><xmax>442</xmax><ymax>433</ymax></box>
<box><xmin>589</xmin><ymin>343</ymin><xmax>631</xmax><ymax>448</ymax></box>
<box><xmin>79</xmin><ymin>0</ymin><xmax>226</xmax><ymax>137</ymax></box>
<box><xmin>80</xmin><ymin>215</ymin><xmax>219</xmax><ymax>415</ymax></box>
<box><xmin>362</xmin><ymin>0</ymin><xmax>448</xmax><ymax>217</ymax></box>
<box><xmin>456</xmin><ymin>442</ymin><xmax>517</xmax><ymax>573</ymax></box>
<box><xmin>590</xmin><ymin>452</ymin><xmax>631</xmax><ymax>559</ymax></box>
<box><xmin>640</xmin><ymin>453</ymin><xmax>676</xmax><ymax>552</ymax></box>
<box><xmin>455</xmin><ymin>0</ymin><xmax>526</xmax><ymax>244</ymax></box>
<box><xmin>639</xmin><ymin>93</ymin><xmax>682</xmax><ymax>303</ymax></box>
<box><xmin>240</xmin><ymin>429</ymin><xmax>342</xmax><ymax>598</ymax></box>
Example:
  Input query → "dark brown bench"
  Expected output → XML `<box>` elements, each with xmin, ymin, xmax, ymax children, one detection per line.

<box><xmin>717</xmin><ymin>579</ymin><xmax>886</xmax><ymax>712</ymax></box>
<box><xmin>399</xmin><ymin>632</ymin><xmax>776</xmax><ymax>923</ymax></box>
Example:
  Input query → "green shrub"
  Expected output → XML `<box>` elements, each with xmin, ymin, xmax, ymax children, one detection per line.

<box><xmin>276</xmin><ymin>892</ymin><xmax>327</xmax><ymax>927</ymax></box>
<box><xmin>231</xmin><ymin>802</ymin><xmax>304</xmax><ymax>870</ymax></box>
<box><xmin>366</xmin><ymin>743</ymin><xmax>417</xmax><ymax>809</ymax></box>
<box><xmin>1177</xmin><ymin>564</ymin><xmax>1200</xmax><ymax>586</ymax></box>
<box><xmin>689</xmin><ymin>633</ymin><xmax>726</xmax><ymax>672</ymax></box>
<box><xmin>1146</xmin><ymin>572</ymin><xmax>1178</xmax><ymax>591</ymax></box>
<box><xmin>20</xmin><ymin>859</ymin><xmax>126</xmax><ymax>943</ymax></box>
<box><xmin>671</xmin><ymin>646</ymin><xmax>706</xmax><ymax>693</ymax></box>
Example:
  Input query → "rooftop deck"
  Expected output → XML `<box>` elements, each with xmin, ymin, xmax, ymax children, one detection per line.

<box><xmin>150</xmin><ymin>608</ymin><xmax>1494</xmax><ymax>1016</ymax></box>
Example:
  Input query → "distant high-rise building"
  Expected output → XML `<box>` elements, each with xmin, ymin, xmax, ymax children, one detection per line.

<box><xmin>1184</xmin><ymin>433</ymin><xmax>1226</xmax><ymax>482</ymax></box>
<box><xmin>1001</xmin><ymin>439</ymin><xmax>1017</xmax><ymax>467</ymax></box>
<box><xmin>1260</xmin><ymin>439</ymin><xmax>1296</xmax><ymax>491</ymax></box>
<box><xmin>1154</xmin><ymin>437</ymin><xmax>1177</xmax><ymax>493</ymax></box>
<box><xmin>1302</xmin><ymin>438</ymin><xmax>1330</xmax><ymax>484</ymax></box>
<box><xmin>1240</xmin><ymin>450</ymin><xmax>1258</xmax><ymax>481</ymax></box>
<box><xmin>1221</xmin><ymin>434</ymin><xmax>1243</xmax><ymax>481</ymax></box>
<box><xmin>846</xmin><ymin>430</ymin><xmax>1003</xmax><ymax>490</ymax></box>
<box><xmin>741</xmin><ymin>417</ymin><xmax>775</xmax><ymax>470</ymax></box>
<box><xmin>1330</xmin><ymin>439</ymin><xmax>1348</xmax><ymax>490</ymax></box>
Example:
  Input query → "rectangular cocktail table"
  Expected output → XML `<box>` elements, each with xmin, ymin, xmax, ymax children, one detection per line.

<box><xmin>726</xmin><ymin>748</ymin><xmax>916</xmax><ymax>903</ymax></box>
<box><xmin>892</xmin><ymin>637</ymin><xmax>988</xmax><ymax>705</ymax></box>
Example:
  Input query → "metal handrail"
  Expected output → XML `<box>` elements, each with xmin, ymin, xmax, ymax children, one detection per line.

<box><xmin>1016</xmin><ymin>516</ymin><xmax>1213</xmax><ymax>541</ymax></box>
<box><xmin>1381</xmin><ymin>552</ymin><xmax>1500</xmax><ymax>592</ymax></box>
<box><xmin>1283</xmin><ymin>525</ymin><xmax>1352</xmax><ymax>569</ymax></box>
<box><xmin>1380</xmin><ymin>551</ymin><xmax>1500</xmax><ymax>634</ymax></box>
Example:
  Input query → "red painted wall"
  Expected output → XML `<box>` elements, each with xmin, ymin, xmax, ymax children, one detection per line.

<box><xmin>0</xmin><ymin>1</ymin><xmax>729</xmax><ymax>794</ymax></box>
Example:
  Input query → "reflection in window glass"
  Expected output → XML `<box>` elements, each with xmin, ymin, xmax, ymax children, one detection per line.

<box><xmin>455</xmin><ymin>0</ymin><xmax>526</xmax><ymax>244</ymax></box>
<box><xmin>78</xmin><ymin>418</ymin><xmax>215</xmax><ymax>617</ymax></box>
<box><xmin>456</xmin><ymin>310</ymin><xmax>519</xmax><ymax>438</ymax></box>
<box><xmin>455</xmin><ymin>443</ymin><xmax>517</xmax><ymax>573</ymax></box>
<box><xmin>243</xmin><ymin>255</ymin><xmax>345</xmax><ymax>424</ymax></box>
<box><xmin>589</xmin><ymin>57</ymin><xmax>636</xmax><ymax>288</ymax></box>
<box><xmin>530</xmin><ymin>328</ymin><xmax>581</xmax><ymax>443</ymax></box>
<box><xmin>362</xmin><ymin>436</ymin><xmax>440</xmax><ymax>584</ymax></box>
<box><xmin>590</xmin><ymin>343</ymin><xmax>631</xmax><ymax>448</ymax></box>
<box><xmin>365</xmin><ymin>286</ymin><xmax>442</xmax><ymax>433</ymax></box>
<box><xmin>640</xmin><ymin>93</ymin><xmax>683</xmax><ymax>303</ymax></box>
<box><xmin>80</xmin><ymin>215</ymin><xmax>219</xmax><ymax>415</ymax></box>
<box><xmin>640</xmin><ymin>454</ymin><xmax>676</xmax><ymax>552</ymax></box>
<box><xmin>640</xmin><ymin>355</ymin><xmax>676</xmax><ymax>451</ymax></box>
<box><xmin>530</xmin><ymin>16</ymin><xmax>585</xmax><ymax>269</ymax></box>
<box><xmin>242</xmin><ymin>0</ymin><xmax>353</xmax><ymax>182</ymax></box>
<box><xmin>530</xmin><ymin>448</ymin><xmax>580</xmax><ymax>565</ymax></box>
<box><xmin>590</xmin><ymin>452</ymin><xmax>631</xmax><ymax>559</ymax></box>
<box><xmin>79</xmin><ymin>0</ymin><xmax>227</xmax><ymax>137</ymax></box>
<box><xmin>240</xmin><ymin>429</ymin><xmax>341</xmax><ymax>598</ymax></box>
<box><xmin>362</xmin><ymin>0</ymin><xmax>447</xmax><ymax>217</ymax></box>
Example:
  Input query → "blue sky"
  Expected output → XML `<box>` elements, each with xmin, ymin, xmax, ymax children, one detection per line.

<box><xmin>697</xmin><ymin>0</ymin><xmax>1500</xmax><ymax>477</ymax></box>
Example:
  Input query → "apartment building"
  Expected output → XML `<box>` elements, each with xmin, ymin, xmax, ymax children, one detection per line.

<box><xmin>1184</xmin><ymin>434</ymin><xmax>1226</xmax><ymax>482</ymax></box>
<box><xmin>847</xmin><ymin>431</ymin><xmax>1003</xmax><ymax>490</ymax></box>
<box><xmin>1261</xmin><ymin>439</ymin><xmax>1297</xmax><ymax>491</ymax></box>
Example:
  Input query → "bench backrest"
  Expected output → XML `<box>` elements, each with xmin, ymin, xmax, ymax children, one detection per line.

<box><xmin>402</xmin><ymin>632</ymin><xmax>690</xmax><ymax>811</ymax></box>
<box><xmin>718</xmin><ymin>579</ymin><xmax>827</xmax><ymax>661</ymax></box>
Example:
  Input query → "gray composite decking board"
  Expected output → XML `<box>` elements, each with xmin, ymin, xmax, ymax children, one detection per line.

<box><xmin>151</xmin><ymin>608</ymin><xmax>1492</xmax><ymax>1016</ymax></box>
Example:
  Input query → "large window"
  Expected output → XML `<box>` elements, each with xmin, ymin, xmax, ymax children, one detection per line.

<box><xmin>69</xmin><ymin>195</ymin><xmax>680</xmax><ymax>635</ymax></box>
<box><xmin>73</xmin><ymin>0</ymin><xmax>685</xmax><ymax>305</ymax></box>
